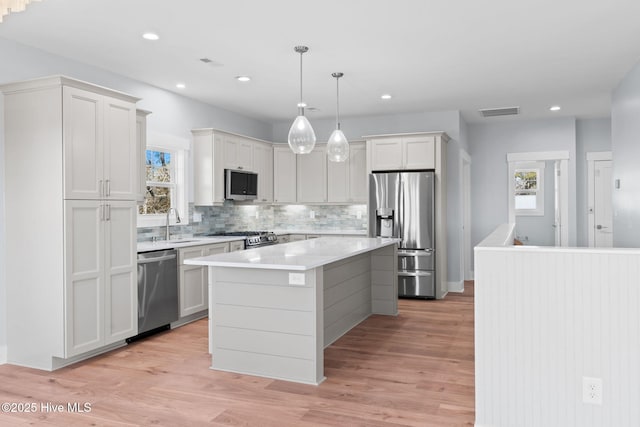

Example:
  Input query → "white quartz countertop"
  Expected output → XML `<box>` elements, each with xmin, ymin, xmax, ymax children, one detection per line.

<box><xmin>184</xmin><ymin>237</ymin><xmax>398</xmax><ymax>271</ymax></box>
<box><xmin>137</xmin><ymin>236</ymin><xmax>245</xmax><ymax>253</ymax></box>
<box><xmin>273</xmin><ymin>229</ymin><xmax>367</xmax><ymax>236</ymax></box>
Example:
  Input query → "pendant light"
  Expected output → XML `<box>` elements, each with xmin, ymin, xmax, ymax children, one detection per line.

<box><xmin>287</xmin><ymin>46</ymin><xmax>316</xmax><ymax>154</ymax></box>
<box><xmin>327</xmin><ymin>72</ymin><xmax>349</xmax><ymax>162</ymax></box>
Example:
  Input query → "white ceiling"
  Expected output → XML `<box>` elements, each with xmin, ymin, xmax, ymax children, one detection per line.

<box><xmin>1</xmin><ymin>0</ymin><xmax>639</xmax><ymax>124</ymax></box>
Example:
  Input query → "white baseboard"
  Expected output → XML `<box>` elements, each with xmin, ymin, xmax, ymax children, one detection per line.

<box><xmin>448</xmin><ymin>281</ymin><xmax>464</xmax><ymax>293</ymax></box>
<box><xmin>0</xmin><ymin>345</ymin><xmax>7</xmax><ymax>365</ymax></box>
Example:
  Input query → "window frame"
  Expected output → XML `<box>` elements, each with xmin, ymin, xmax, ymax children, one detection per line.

<box><xmin>137</xmin><ymin>135</ymin><xmax>189</xmax><ymax>228</ymax></box>
<box><xmin>512</xmin><ymin>161</ymin><xmax>545</xmax><ymax>217</ymax></box>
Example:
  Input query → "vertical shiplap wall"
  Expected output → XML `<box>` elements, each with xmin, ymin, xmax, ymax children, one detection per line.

<box><xmin>475</xmin><ymin>242</ymin><xmax>640</xmax><ymax>427</ymax></box>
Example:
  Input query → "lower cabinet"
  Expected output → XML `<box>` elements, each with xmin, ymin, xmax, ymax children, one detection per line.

<box><xmin>64</xmin><ymin>200</ymin><xmax>138</xmax><ymax>358</ymax></box>
<box><xmin>178</xmin><ymin>242</ymin><xmax>230</xmax><ymax>318</ymax></box>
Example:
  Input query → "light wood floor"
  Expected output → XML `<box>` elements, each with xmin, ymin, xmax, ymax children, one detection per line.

<box><xmin>0</xmin><ymin>282</ymin><xmax>475</xmax><ymax>426</ymax></box>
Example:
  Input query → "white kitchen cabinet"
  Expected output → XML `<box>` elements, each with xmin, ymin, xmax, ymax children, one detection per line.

<box><xmin>229</xmin><ymin>240</ymin><xmax>245</xmax><ymax>252</ymax></box>
<box><xmin>273</xmin><ymin>145</ymin><xmax>297</xmax><ymax>203</ymax></box>
<box><xmin>192</xmin><ymin>129</ymin><xmax>226</xmax><ymax>205</ymax></box>
<box><xmin>223</xmin><ymin>134</ymin><xmax>253</xmax><ymax>171</ymax></box>
<box><xmin>63</xmin><ymin>86</ymin><xmax>138</xmax><ymax>201</ymax></box>
<box><xmin>136</xmin><ymin>109</ymin><xmax>151</xmax><ymax>204</ymax></box>
<box><xmin>178</xmin><ymin>242</ymin><xmax>229</xmax><ymax>318</ymax></box>
<box><xmin>193</xmin><ymin>129</ymin><xmax>274</xmax><ymax>206</ymax></box>
<box><xmin>64</xmin><ymin>200</ymin><xmax>138</xmax><ymax>357</ymax></box>
<box><xmin>368</xmin><ymin>134</ymin><xmax>436</xmax><ymax>171</ymax></box>
<box><xmin>297</xmin><ymin>145</ymin><xmax>327</xmax><ymax>203</ymax></box>
<box><xmin>328</xmin><ymin>141</ymin><xmax>367</xmax><ymax>203</ymax></box>
<box><xmin>1</xmin><ymin>76</ymin><xmax>141</xmax><ymax>370</ymax></box>
<box><xmin>253</xmin><ymin>141</ymin><xmax>273</xmax><ymax>203</ymax></box>
<box><xmin>277</xmin><ymin>234</ymin><xmax>290</xmax><ymax>243</ymax></box>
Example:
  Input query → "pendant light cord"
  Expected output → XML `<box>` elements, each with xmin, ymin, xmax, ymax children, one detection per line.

<box><xmin>336</xmin><ymin>76</ymin><xmax>340</xmax><ymax>130</ymax></box>
<box><xmin>299</xmin><ymin>51</ymin><xmax>304</xmax><ymax>115</ymax></box>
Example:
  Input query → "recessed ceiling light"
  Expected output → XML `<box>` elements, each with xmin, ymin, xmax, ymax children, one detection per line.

<box><xmin>142</xmin><ymin>32</ymin><xmax>159</xmax><ymax>41</ymax></box>
<box><xmin>381</xmin><ymin>94</ymin><xmax>392</xmax><ymax>100</ymax></box>
<box><xmin>550</xmin><ymin>105</ymin><xmax>561</xmax><ymax>111</ymax></box>
<box><xmin>176</xmin><ymin>83</ymin><xmax>186</xmax><ymax>89</ymax></box>
<box><xmin>236</xmin><ymin>76</ymin><xmax>251</xmax><ymax>82</ymax></box>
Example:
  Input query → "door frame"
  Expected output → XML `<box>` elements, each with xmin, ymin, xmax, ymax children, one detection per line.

<box><xmin>587</xmin><ymin>151</ymin><xmax>613</xmax><ymax>247</ymax></box>
<box><xmin>507</xmin><ymin>151</ymin><xmax>570</xmax><ymax>247</ymax></box>
<box><xmin>459</xmin><ymin>149</ymin><xmax>472</xmax><ymax>281</ymax></box>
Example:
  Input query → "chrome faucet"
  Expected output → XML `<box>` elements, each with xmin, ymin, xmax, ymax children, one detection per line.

<box><xmin>165</xmin><ymin>208</ymin><xmax>181</xmax><ymax>240</ymax></box>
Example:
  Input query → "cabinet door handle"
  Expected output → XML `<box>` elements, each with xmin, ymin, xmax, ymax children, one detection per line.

<box><xmin>99</xmin><ymin>180</ymin><xmax>104</xmax><ymax>197</ymax></box>
<box><xmin>106</xmin><ymin>179</ymin><xmax>111</xmax><ymax>196</ymax></box>
<box><xmin>100</xmin><ymin>204</ymin><xmax>105</xmax><ymax>221</ymax></box>
<box><xmin>105</xmin><ymin>204</ymin><xmax>111</xmax><ymax>221</ymax></box>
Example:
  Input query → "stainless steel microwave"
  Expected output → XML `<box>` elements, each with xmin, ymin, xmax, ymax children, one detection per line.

<box><xmin>225</xmin><ymin>169</ymin><xmax>258</xmax><ymax>200</ymax></box>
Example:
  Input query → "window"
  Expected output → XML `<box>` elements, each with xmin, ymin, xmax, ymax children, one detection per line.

<box><xmin>513</xmin><ymin>162</ymin><xmax>544</xmax><ymax>216</ymax></box>
<box><xmin>140</xmin><ymin>149</ymin><xmax>175</xmax><ymax>215</ymax></box>
<box><xmin>137</xmin><ymin>135</ymin><xmax>188</xmax><ymax>228</ymax></box>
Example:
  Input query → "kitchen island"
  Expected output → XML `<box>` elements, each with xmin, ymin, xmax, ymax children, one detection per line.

<box><xmin>185</xmin><ymin>237</ymin><xmax>398</xmax><ymax>385</ymax></box>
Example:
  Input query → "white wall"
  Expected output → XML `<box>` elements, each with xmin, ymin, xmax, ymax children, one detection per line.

<box><xmin>0</xmin><ymin>37</ymin><xmax>273</xmax><ymax>356</ymax></box>
<box><xmin>576</xmin><ymin>118</ymin><xmax>612</xmax><ymax>247</ymax></box>
<box><xmin>612</xmin><ymin>59</ymin><xmax>640</xmax><ymax>248</ymax></box>
<box><xmin>468</xmin><ymin>118</ymin><xmax>578</xmax><ymax>253</ymax></box>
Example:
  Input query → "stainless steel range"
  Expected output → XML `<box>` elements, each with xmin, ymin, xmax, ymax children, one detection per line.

<box><xmin>207</xmin><ymin>231</ymin><xmax>278</xmax><ymax>249</ymax></box>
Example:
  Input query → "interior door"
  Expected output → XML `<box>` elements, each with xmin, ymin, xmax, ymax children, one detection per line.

<box><xmin>594</xmin><ymin>160</ymin><xmax>613</xmax><ymax>247</ymax></box>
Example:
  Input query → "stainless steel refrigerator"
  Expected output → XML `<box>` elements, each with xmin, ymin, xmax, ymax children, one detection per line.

<box><xmin>369</xmin><ymin>171</ymin><xmax>436</xmax><ymax>298</ymax></box>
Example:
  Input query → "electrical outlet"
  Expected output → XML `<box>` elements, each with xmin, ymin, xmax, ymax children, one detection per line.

<box><xmin>255</xmin><ymin>210</ymin><xmax>259</xmax><ymax>219</ymax></box>
<box><xmin>583</xmin><ymin>377</ymin><xmax>603</xmax><ymax>405</ymax></box>
<box><xmin>310</xmin><ymin>210</ymin><xmax>315</xmax><ymax>219</ymax></box>
<box><xmin>356</xmin><ymin>211</ymin><xmax>362</xmax><ymax>219</ymax></box>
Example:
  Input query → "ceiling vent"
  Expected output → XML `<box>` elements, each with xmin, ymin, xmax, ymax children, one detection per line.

<box><xmin>199</xmin><ymin>58</ymin><xmax>224</xmax><ymax>67</ymax></box>
<box><xmin>479</xmin><ymin>106</ymin><xmax>520</xmax><ymax>118</ymax></box>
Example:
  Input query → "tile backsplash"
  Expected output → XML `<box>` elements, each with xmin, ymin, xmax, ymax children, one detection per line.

<box><xmin>137</xmin><ymin>203</ymin><xmax>368</xmax><ymax>241</ymax></box>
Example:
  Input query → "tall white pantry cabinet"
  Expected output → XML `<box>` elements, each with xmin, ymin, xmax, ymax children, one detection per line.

<box><xmin>1</xmin><ymin>76</ymin><xmax>140</xmax><ymax>370</ymax></box>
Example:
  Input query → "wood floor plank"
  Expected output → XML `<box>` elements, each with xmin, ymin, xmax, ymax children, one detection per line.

<box><xmin>0</xmin><ymin>281</ymin><xmax>475</xmax><ymax>426</ymax></box>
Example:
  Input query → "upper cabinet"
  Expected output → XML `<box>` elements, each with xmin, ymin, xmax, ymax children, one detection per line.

<box><xmin>253</xmin><ymin>141</ymin><xmax>273</xmax><ymax>203</ymax></box>
<box><xmin>273</xmin><ymin>145</ymin><xmax>297</xmax><ymax>203</ymax></box>
<box><xmin>192</xmin><ymin>128</ymin><xmax>273</xmax><ymax>206</ymax></box>
<box><xmin>223</xmin><ymin>135</ymin><xmax>253</xmax><ymax>171</ymax></box>
<box><xmin>192</xmin><ymin>130</ymin><xmax>368</xmax><ymax>206</ymax></box>
<box><xmin>368</xmin><ymin>134</ymin><xmax>437</xmax><ymax>171</ymax></box>
<box><xmin>297</xmin><ymin>145</ymin><xmax>327</xmax><ymax>203</ymax></box>
<box><xmin>328</xmin><ymin>141</ymin><xmax>367</xmax><ymax>203</ymax></box>
<box><xmin>63</xmin><ymin>86</ymin><xmax>138</xmax><ymax>200</ymax></box>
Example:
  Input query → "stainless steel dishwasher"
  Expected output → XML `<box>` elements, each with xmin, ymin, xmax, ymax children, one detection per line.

<box><xmin>135</xmin><ymin>249</ymin><xmax>179</xmax><ymax>336</ymax></box>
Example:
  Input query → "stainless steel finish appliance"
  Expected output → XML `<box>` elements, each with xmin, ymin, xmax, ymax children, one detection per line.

<box><xmin>206</xmin><ymin>231</ymin><xmax>278</xmax><ymax>248</ymax></box>
<box><xmin>136</xmin><ymin>249</ymin><xmax>179</xmax><ymax>334</ymax></box>
<box><xmin>225</xmin><ymin>169</ymin><xmax>258</xmax><ymax>200</ymax></box>
<box><xmin>369</xmin><ymin>171</ymin><xmax>436</xmax><ymax>298</ymax></box>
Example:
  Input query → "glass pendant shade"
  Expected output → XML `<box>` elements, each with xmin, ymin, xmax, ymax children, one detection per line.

<box><xmin>288</xmin><ymin>45</ymin><xmax>316</xmax><ymax>154</ymax></box>
<box><xmin>327</xmin><ymin>71</ymin><xmax>348</xmax><ymax>162</ymax></box>
<box><xmin>327</xmin><ymin>129</ymin><xmax>349</xmax><ymax>162</ymax></box>
<box><xmin>288</xmin><ymin>115</ymin><xmax>316</xmax><ymax>154</ymax></box>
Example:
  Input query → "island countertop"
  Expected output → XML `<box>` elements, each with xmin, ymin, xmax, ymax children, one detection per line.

<box><xmin>184</xmin><ymin>237</ymin><xmax>398</xmax><ymax>271</ymax></box>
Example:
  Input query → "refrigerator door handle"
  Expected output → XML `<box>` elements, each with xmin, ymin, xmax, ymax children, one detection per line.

<box><xmin>398</xmin><ymin>270</ymin><xmax>433</xmax><ymax>277</ymax></box>
<box><xmin>398</xmin><ymin>249</ymin><xmax>434</xmax><ymax>256</ymax></box>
